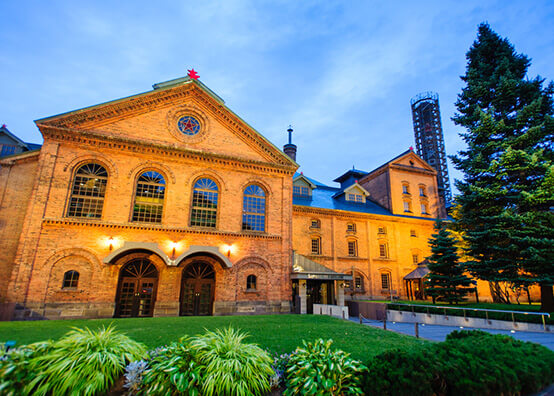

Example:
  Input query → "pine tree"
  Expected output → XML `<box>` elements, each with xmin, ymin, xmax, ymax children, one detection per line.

<box><xmin>424</xmin><ymin>220</ymin><xmax>473</xmax><ymax>304</ymax></box>
<box><xmin>452</xmin><ymin>23</ymin><xmax>554</xmax><ymax>309</ymax></box>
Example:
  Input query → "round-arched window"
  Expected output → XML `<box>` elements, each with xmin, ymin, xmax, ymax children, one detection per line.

<box><xmin>62</xmin><ymin>270</ymin><xmax>79</xmax><ymax>288</ymax></box>
<box><xmin>246</xmin><ymin>275</ymin><xmax>257</xmax><ymax>290</ymax></box>
<box><xmin>190</xmin><ymin>178</ymin><xmax>219</xmax><ymax>228</ymax></box>
<box><xmin>133</xmin><ymin>171</ymin><xmax>166</xmax><ymax>223</ymax></box>
<box><xmin>242</xmin><ymin>185</ymin><xmax>266</xmax><ymax>232</ymax></box>
<box><xmin>67</xmin><ymin>163</ymin><xmax>108</xmax><ymax>218</ymax></box>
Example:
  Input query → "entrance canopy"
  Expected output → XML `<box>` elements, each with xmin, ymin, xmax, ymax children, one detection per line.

<box><xmin>291</xmin><ymin>252</ymin><xmax>352</xmax><ymax>281</ymax></box>
<box><xmin>404</xmin><ymin>260</ymin><xmax>430</xmax><ymax>280</ymax></box>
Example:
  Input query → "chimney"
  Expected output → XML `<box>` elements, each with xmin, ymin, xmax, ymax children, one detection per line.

<box><xmin>283</xmin><ymin>125</ymin><xmax>297</xmax><ymax>162</ymax></box>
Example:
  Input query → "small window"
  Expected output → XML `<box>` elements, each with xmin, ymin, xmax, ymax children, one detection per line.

<box><xmin>379</xmin><ymin>243</ymin><xmax>388</xmax><ymax>258</ymax></box>
<box><xmin>348</xmin><ymin>240</ymin><xmax>358</xmax><ymax>257</ymax></box>
<box><xmin>402</xmin><ymin>184</ymin><xmax>410</xmax><ymax>195</ymax></box>
<box><xmin>311</xmin><ymin>237</ymin><xmax>321</xmax><ymax>255</ymax></box>
<box><xmin>246</xmin><ymin>275</ymin><xmax>257</xmax><ymax>290</ymax></box>
<box><xmin>347</xmin><ymin>193</ymin><xmax>363</xmax><ymax>203</ymax></box>
<box><xmin>410</xmin><ymin>229</ymin><xmax>417</xmax><ymax>237</ymax></box>
<box><xmin>347</xmin><ymin>223</ymin><xmax>356</xmax><ymax>232</ymax></box>
<box><xmin>293</xmin><ymin>185</ymin><xmax>310</xmax><ymax>197</ymax></box>
<box><xmin>378</xmin><ymin>226</ymin><xmax>386</xmax><ymax>235</ymax></box>
<box><xmin>310</xmin><ymin>219</ymin><xmax>321</xmax><ymax>229</ymax></box>
<box><xmin>62</xmin><ymin>270</ymin><xmax>79</xmax><ymax>288</ymax></box>
<box><xmin>381</xmin><ymin>273</ymin><xmax>391</xmax><ymax>290</ymax></box>
<box><xmin>421</xmin><ymin>203</ymin><xmax>428</xmax><ymax>214</ymax></box>
<box><xmin>412</xmin><ymin>254</ymin><xmax>419</xmax><ymax>265</ymax></box>
<box><xmin>0</xmin><ymin>145</ymin><xmax>18</xmax><ymax>156</ymax></box>
<box><xmin>355</xmin><ymin>276</ymin><xmax>363</xmax><ymax>290</ymax></box>
<box><xmin>419</xmin><ymin>186</ymin><xmax>426</xmax><ymax>197</ymax></box>
<box><xmin>403</xmin><ymin>200</ymin><xmax>412</xmax><ymax>212</ymax></box>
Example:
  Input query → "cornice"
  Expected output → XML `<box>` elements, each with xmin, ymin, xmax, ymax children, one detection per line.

<box><xmin>292</xmin><ymin>205</ymin><xmax>436</xmax><ymax>224</ymax></box>
<box><xmin>42</xmin><ymin>218</ymin><xmax>283</xmax><ymax>240</ymax></box>
<box><xmin>40</xmin><ymin>125</ymin><xmax>296</xmax><ymax>176</ymax></box>
<box><xmin>390</xmin><ymin>163</ymin><xmax>436</xmax><ymax>176</ymax></box>
<box><xmin>0</xmin><ymin>150</ymin><xmax>41</xmax><ymax>166</ymax></box>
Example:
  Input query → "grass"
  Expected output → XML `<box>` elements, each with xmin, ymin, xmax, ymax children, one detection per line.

<box><xmin>0</xmin><ymin>315</ymin><xmax>426</xmax><ymax>361</ymax></box>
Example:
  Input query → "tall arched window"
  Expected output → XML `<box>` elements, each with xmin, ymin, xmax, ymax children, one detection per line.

<box><xmin>133</xmin><ymin>171</ymin><xmax>165</xmax><ymax>223</ymax></box>
<box><xmin>62</xmin><ymin>270</ymin><xmax>79</xmax><ymax>288</ymax></box>
<box><xmin>67</xmin><ymin>163</ymin><xmax>108</xmax><ymax>218</ymax></box>
<box><xmin>242</xmin><ymin>185</ymin><xmax>266</xmax><ymax>232</ymax></box>
<box><xmin>190</xmin><ymin>178</ymin><xmax>219</xmax><ymax>228</ymax></box>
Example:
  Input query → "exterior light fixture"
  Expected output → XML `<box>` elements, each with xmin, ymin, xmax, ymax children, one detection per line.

<box><xmin>108</xmin><ymin>237</ymin><xmax>114</xmax><ymax>252</ymax></box>
<box><xmin>169</xmin><ymin>241</ymin><xmax>179</xmax><ymax>260</ymax></box>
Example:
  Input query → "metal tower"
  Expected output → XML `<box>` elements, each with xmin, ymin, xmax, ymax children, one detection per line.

<box><xmin>410</xmin><ymin>92</ymin><xmax>452</xmax><ymax>207</ymax></box>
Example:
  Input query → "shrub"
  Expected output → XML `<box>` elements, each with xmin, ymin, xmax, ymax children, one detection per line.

<box><xmin>190</xmin><ymin>327</ymin><xmax>274</xmax><ymax>396</ymax></box>
<box><xmin>0</xmin><ymin>342</ymin><xmax>52</xmax><ymax>396</ymax></box>
<box><xmin>284</xmin><ymin>339</ymin><xmax>366</xmax><ymax>395</ymax></box>
<box><xmin>138</xmin><ymin>340</ymin><xmax>202</xmax><ymax>396</ymax></box>
<box><xmin>363</xmin><ymin>330</ymin><xmax>554</xmax><ymax>396</ymax></box>
<box><xmin>269</xmin><ymin>352</ymin><xmax>292</xmax><ymax>390</ymax></box>
<box><xmin>26</xmin><ymin>325</ymin><xmax>146</xmax><ymax>396</ymax></box>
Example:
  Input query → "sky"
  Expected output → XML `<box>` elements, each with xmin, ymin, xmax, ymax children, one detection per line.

<box><xmin>1</xmin><ymin>1</ymin><xmax>553</xmax><ymax>193</ymax></box>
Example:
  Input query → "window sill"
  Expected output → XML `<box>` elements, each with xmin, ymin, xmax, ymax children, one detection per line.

<box><xmin>374</xmin><ymin>257</ymin><xmax>393</xmax><ymax>261</ymax></box>
<box><xmin>58</xmin><ymin>288</ymin><xmax>82</xmax><ymax>293</ymax></box>
<box><xmin>404</xmin><ymin>210</ymin><xmax>412</xmax><ymax>214</ymax></box>
<box><xmin>245</xmin><ymin>289</ymin><xmax>259</xmax><ymax>294</ymax></box>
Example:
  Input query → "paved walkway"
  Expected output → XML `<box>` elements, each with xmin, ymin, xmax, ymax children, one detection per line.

<box><xmin>353</xmin><ymin>317</ymin><xmax>554</xmax><ymax>350</ymax></box>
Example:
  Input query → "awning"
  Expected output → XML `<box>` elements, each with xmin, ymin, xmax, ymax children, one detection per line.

<box><xmin>404</xmin><ymin>261</ymin><xmax>430</xmax><ymax>280</ymax></box>
<box><xmin>291</xmin><ymin>251</ymin><xmax>353</xmax><ymax>281</ymax></box>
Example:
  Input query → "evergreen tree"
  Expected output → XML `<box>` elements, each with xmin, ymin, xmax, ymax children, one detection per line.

<box><xmin>425</xmin><ymin>220</ymin><xmax>473</xmax><ymax>304</ymax></box>
<box><xmin>452</xmin><ymin>23</ymin><xmax>554</xmax><ymax>309</ymax></box>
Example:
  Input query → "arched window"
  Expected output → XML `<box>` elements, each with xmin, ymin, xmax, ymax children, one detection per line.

<box><xmin>190</xmin><ymin>178</ymin><xmax>219</xmax><ymax>228</ymax></box>
<box><xmin>246</xmin><ymin>275</ymin><xmax>257</xmax><ymax>290</ymax></box>
<box><xmin>62</xmin><ymin>270</ymin><xmax>79</xmax><ymax>288</ymax></box>
<box><xmin>133</xmin><ymin>171</ymin><xmax>165</xmax><ymax>223</ymax></box>
<box><xmin>67</xmin><ymin>163</ymin><xmax>108</xmax><ymax>218</ymax></box>
<box><xmin>242</xmin><ymin>185</ymin><xmax>266</xmax><ymax>232</ymax></box>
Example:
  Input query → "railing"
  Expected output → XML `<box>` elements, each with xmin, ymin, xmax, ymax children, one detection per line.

<box><xmin>387</xmin><ymin>303</ymin><xmax>551</xmax><ymax>331</ymax></box>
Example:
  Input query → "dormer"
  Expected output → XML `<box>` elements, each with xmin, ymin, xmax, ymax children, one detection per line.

<box><xmin>333</xmin><ymin>169</ymin><xmax>368</xmax><ymax>190</ymax></box>
<box><xmin>293</xmin><ymin>174</ymin><xmax>316</xmax><ymax>198</ymax></box>
<box><xmin>333</xmin><ymin>182</ymin><xmax>370</xmax><ymax>204</ymax></box>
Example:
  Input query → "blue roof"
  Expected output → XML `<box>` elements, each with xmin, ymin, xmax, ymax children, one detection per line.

<box><xmin>293</xmin><ymin>171</ymin><xmax>436</xmax><ymax>220</ymax></box>
<box><xmin>293</xmin><ymin>172</ymin><xmax>328</xmax><ymax>188</ymax></box>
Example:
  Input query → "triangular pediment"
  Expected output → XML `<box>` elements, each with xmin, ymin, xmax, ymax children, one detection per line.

<box><xmin>35</xmin><ymin>78</ymin><xmax>296</xmax><ymax>167</ymax></box>
<box><xmin>343</xmin><ymin>183</ymin><xmax>369</xmax><ymax>196</ymax></box>
<box><xmin>390</xmin><ymin>151</ymin><xmax>436</xmax><ymax>174</ymax></box>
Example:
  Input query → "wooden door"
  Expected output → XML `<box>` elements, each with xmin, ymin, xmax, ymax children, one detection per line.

<box><xmin>115</xmin><ymin>259</ymin><xmax>158</xmax><ymax>318</ymax></box>
<box><xmin>180</xmin><ymin>261</ymin><xmax>215</xmax><ymax>316</ymax></box>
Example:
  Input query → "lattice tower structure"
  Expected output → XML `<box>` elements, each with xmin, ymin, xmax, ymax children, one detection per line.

<box><xmin>410</xmin><ymin>92</ymin><xmax>452</xmax><ymax>207</ymax></box>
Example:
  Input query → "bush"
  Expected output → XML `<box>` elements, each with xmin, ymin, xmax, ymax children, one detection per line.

<box><xmin>138</xmin><ymin>339</ymin><xmax>202</xmax><ymax>396</ymax></box>
<box><xmin>363</xmin><ymin>330</ymin><xmax>554</xmax><ymax>396</ymax></box>
<box><xmin>191</xmin><ymin>327</ymin><xmax>274</xmax><ymax>396</ymax></box>
<box><xmin>284</xmin><ymin>339</ymin><xmax>366</xmax><ymax>395</ymax></box>
<box><xmin>26</xmin><ymin>326</ymin><xmax>147</xmax><ymax>396</ymax></box>
<box><xmin>0</xmin><ymin>342</ymin><xmax>52</xmax><ymax>396</ymax></box>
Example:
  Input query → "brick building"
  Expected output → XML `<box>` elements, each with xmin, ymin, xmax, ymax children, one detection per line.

<box><xmin>0</xmin><ymin>75</ymin><xmax>450</xmax><ymax>320</ymax></box>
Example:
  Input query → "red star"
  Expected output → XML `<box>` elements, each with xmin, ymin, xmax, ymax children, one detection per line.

<box><xmin>188</xmin><ymin>69</ymin><xmax>200</xmax><ymax>80</ymax></box>
<box><xmin>409</xmin><ymin>146</ymin><xmax>414</xmax><ymax>151</ymax></box>
<box><xmin>1</xmin><ymin>124</ymin><xmax>6</xmax><ymax>128</ymax></box>
<box><xmin>181</xmin><ymin>119</ymin><xmax>195</xmax><ymax>132</ymax></box>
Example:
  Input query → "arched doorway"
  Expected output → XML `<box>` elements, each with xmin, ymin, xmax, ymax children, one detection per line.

<box><xmin>180</xmin><ymin>261</ymin><xmax>215</xmax><ymax>316</ymax></box>
<box><xmin>115</xmin><ymin>258</ymin><xmax>159</xmax><ymax>318</ymax></box>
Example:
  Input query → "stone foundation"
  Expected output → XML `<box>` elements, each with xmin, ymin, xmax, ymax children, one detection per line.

<box><xmin>214</xmin><ymin>300</ymin><xmax>291</xmax><ymax>315</ymax></box>
<box><xmin>11</xmin><ymin>302</ymin><xmax>116</xmax><ymax>320</ymax></box>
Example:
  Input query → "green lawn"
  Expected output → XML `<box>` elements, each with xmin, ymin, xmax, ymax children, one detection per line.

<box><xmin>0</xmin><ymin>315</ymin><xmax>426</xmax><ymax>361</ymax></box>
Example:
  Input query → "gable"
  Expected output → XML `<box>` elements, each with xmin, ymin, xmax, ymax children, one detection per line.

<box><xmin>343</xmin><ymin>183</ymin><xmax>369</xmax><ymax>196</ymax></box>
<box><xmin>35</xmin><ymin>78</ymin><xmax>296</xmax><ymax>167</ymax></box>
<box><xmin>391</xmin><ymin>152</ymin><xmax>435</xmax><ymax>173</ymax></box>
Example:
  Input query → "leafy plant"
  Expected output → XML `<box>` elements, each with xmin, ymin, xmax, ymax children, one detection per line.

<box><xmin>0</xmin><ymin>342</ymin><xmax>52</xmax><ymax>396</ymax></box>
<box><xmin>269</xmin><ymin>352</ymin><xmax>292</xmax><ymax>389</ymax></box>
<box><xmin>190</xmin><ymin>327</ymin><xmax>274</xmax><ymax>396</ymax></box>
<box><xmin>284</xmin><ymin>338</ymin><xmax>366</xmax><ymax>395</ymax></box>
<box><xmin>139</xmin><ymin>340</ymin><xmax>202</xmax><ymax>396</ymax></box>
<box><xmin>26</xmin><ymin>325</ymin><xmax>146</xmax><ymax>396</ymax></box>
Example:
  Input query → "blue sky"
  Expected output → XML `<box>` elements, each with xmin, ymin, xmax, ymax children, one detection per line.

<box><xmin>1</xmin><ymin>1</ymin><xmax>553</xmax><ymax>191</ymax></box>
